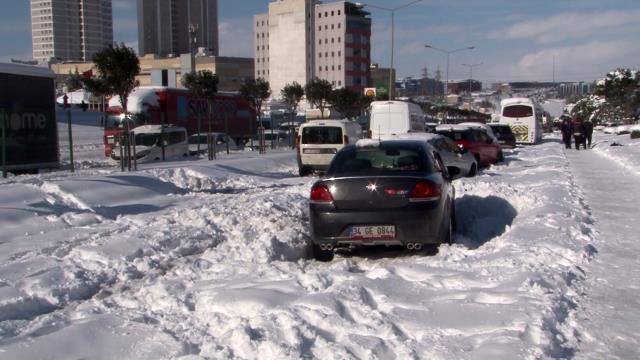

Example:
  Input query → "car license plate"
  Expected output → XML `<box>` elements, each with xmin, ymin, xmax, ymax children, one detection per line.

<box><xmin>349</xmin><ymin>225</ymin><xmax>395</xmax><ymax>240</ymax></box>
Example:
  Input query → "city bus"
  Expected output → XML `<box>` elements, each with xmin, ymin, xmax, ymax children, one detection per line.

<box><xmin>499</xmin><ymin>97</ymin><xmax>543</xmax><ymax>144</ymax></box>
<box><xmin>103</xmin><ymin>87</ymin><xmax>256</xmax><ymax>157</ymax></box>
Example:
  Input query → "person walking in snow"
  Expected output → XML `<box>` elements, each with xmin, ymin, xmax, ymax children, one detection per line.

<box><xmin>583</xmin><ymin>120</ymin><xmax>594</xmax><ymax>149</ymax></box>
<box><xmin>561</xmin><ymin>118</ymin><xmax>573</xmax><ymax>149</ymax></box>
<box><xmin>572</xmin><ymin>118</ymin><xmax>586</xmax><ymax>150</ymax></box>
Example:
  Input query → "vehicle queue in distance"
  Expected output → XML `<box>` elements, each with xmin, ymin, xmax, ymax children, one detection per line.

<box><xmin>303</xmin><ymin>98</ymin><xmax>539</xmax><ymax>261</ymax></box>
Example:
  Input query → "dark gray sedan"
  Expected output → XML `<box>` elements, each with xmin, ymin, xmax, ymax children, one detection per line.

<box><xmin>309</xmin><ymin>140</ymin><xmax>458</xmax><ymax>261</ymax></box>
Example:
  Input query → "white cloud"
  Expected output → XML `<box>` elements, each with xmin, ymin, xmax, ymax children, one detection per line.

<box><xmin>484</xmin><ymin>40</ymin><xmax>640</xmax><ymax>82</ymax></box>
<box><xmin>491</xmin><ymin>10</ymin><xmax>640</xmax><ymax>44</ymax></box>
<box><xmin>218</xmin><ymin>19</ymin><xmax>253</xmax><ymax>57</ymax></box>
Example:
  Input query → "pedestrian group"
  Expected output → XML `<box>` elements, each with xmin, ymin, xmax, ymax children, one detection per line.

<box><xmin>561</xmin><ymin>117</ymin><xmax>593</xmax><ymax>150</ymax></box>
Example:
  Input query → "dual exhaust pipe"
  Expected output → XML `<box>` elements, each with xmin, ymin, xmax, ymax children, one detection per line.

<box><xmin>319</xmin><ymin>244</ymin><xmax>334</xmax><ymax>251</ymax></box>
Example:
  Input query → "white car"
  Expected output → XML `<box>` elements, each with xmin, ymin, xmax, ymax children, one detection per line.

<box><xmin>297</xmin><ymin>119</ymin><xmax>363</xmax><ymax>176</ymax></box>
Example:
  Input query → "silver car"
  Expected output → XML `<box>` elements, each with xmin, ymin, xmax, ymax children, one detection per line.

<box><xmin>427</xmin><ymin>134</ymin><xmax>478</xmax><ymax>177</ymax></box>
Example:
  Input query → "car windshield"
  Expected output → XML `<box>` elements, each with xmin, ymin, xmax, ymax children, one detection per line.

<box><xmin>302</xmin><ymin>126</ymin><xmax>342</xmax><ymax>144</ymax></box>
<box><xmin>328</xmin><ymin>144</ymin><xmax>431</xmax><ymax>175</ymax></box>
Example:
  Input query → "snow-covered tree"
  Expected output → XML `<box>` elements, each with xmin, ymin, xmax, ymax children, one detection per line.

<box><xmin>594</xmin><ymin>68</ymin><xmax>639</xmax><ymax>123</ymax></box>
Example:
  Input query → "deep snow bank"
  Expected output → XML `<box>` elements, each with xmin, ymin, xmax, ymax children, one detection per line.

<box><xmin>0</xmin><ymin>141</ymin><xmax>598</xmax><ymax>358</ymax></box>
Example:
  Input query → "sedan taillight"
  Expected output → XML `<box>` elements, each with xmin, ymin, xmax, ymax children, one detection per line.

<box><xmin>409</xmin><ymin>180</ymin><xmax>441</xmax><ymax>202</ymax></box>
<box><xmin>310</xmin><ymin>184</ymin><xmax>334</xmax><ymax>203</ymax></box>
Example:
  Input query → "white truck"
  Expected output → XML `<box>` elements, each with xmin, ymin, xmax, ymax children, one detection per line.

<box><xmin>369</xmin><ymin>101</ymin><xmax>426</xmax><ymax>140</ymax></box>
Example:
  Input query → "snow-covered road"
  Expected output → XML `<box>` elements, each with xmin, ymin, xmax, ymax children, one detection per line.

<box><xmin>567</xmin><ymin>146</ymin><xmax>640</xmax><ymax>359</ymax></box>
<box><xmin>0</xmin><ymin>126</ymin><xmax>639</xmax><ymax>359</ymax></box>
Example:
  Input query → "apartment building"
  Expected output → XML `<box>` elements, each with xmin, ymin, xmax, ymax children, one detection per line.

<box><xmin>254</xmin><ymin>0</ymin><xmax>371</xmax><ymax>98</ymax></box>
<box><xmin>315</xmin><ymin>1</ymin><xmax>371</xmax><ymax>93</ymax></box>
<box><xmin>30</xmin><ymin>0</ymin><xmax>113</xmax><ymax>64</ymax></box>
<box><xmin>138</xmin><ymin>0</ymin><xmax>219</xmax><ymax>57</ymax></box>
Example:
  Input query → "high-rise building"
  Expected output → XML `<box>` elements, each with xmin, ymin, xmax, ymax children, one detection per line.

<box><xmin>30</xmin><ymin>0</ymin><xmax>113</xmax><ymax>64</ymax></box>
<box><xmin>254</xmin><ymin>0</ymin><xmax>319</xmax><ymax>98</ymax></box>
<box><xmin>315</xmin><ymin>2</ymin><xmax>371</xmax><ymax>93</ymax></box>
<box><xmin>138</xmin><ymin>0</ymin><xmax>219</xmax><ymax>58</ymax></box>
<box><xmin>254</xmin><ymin>0</ymin><xmax>371</xmax><ymax>99</ymax></box>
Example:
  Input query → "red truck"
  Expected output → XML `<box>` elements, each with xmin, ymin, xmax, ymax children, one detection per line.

<box><xmin>103</xmin><ymin>86</ymin><xmax>256</xmax><ymax>157</ymax></box>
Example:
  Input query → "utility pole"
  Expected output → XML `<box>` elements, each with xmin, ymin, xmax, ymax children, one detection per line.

<box><xmin>461</xmin><ymin>62</ymin><xmax>482</xmax><ymax>94</ymax></box>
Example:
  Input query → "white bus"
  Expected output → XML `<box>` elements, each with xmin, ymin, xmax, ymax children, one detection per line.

<box><xmin>499</xmin><ymin>98</ymin><xmax>543</xmax><ymax>144</ymax></box>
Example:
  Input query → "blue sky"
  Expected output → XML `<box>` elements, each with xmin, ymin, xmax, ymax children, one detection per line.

<box><xmin>2</xmin><ymin>0</ymin><xmax>639</xmax><ymax>83</ymax></box>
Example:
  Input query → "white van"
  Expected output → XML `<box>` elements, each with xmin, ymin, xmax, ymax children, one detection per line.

<box><xmin>113</xmin><ymin>125</ymin><xmax>189</xmax><ymax>162</ymax></box>
<box><xmin>369</xmin><ymin>101</ymin><xmax>426</xmax><ymax>140</ymax></box>
<box><xmin>297</xmin><ymin>119</ymin><xmax>363</xmax><ymax>176</ymax></box>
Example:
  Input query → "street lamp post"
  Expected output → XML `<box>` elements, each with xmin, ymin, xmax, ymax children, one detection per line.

<box><xmin>424</xmin><ymin>44</ymin><xmax>475</xmax><ymax>98</ymax></box>
<box><xmin>356</xmin><ymin>0</ymin><xmax>423</xmax><ymax>100</ymax></box>
<box><xmin>461</xmin><ymin>62</ymin><xmax>482</xmax><ymax>94</ymax></box>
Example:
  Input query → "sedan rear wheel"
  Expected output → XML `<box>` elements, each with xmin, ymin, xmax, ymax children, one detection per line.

<box><xmin>311</xmin><ymin>243</ymin><xmax>334</xmax><ymax>262</ymax></box>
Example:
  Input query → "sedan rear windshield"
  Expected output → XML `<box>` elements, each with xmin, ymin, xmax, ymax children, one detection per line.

<box><xmin>436</xmin><ymin>129</ymin><xmax>477</xmax><ymax>142</ymax></box>
<box><xmin>302</xmin><ymin>126</ymin><xmax>343</xmax><ymax>144</ymax></box>
<box><xmin>328</xmin><ymin>145</ymin><xmax>432</xmax><ymax>175</ymax></box>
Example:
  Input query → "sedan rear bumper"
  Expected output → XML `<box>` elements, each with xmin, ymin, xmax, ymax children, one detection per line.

<box><xmin>310</xmin><ymin>205</ymin><xmax>446</xmax><ymax>246</ymax></box>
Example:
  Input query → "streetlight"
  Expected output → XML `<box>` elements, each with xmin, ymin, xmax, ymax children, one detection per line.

<box><xmin>424</xmin><ymin>44</ymin><xmax>475</xmax><ymax>98</ymax></box>
<box><xmin>461</xmin><ymin>62</ymin><xmax>482</xmax><ymax>94</ymax></box>
<box><xmin>356</xmin><ymin>0</ymin><xmax>423</xmax><ymax>100</ymax></box>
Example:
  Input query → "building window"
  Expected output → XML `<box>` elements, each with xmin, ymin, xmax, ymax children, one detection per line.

<box><xmin>338</xmin><ymin>51</ymin><xmax>341</xmax><ymax>57</ymax></box>
<box><xmin>318</xmin><ymin>26</ymin><xmax>321</xmax><ymax>31</ymax></box>
<box><xmin>331</xmin><ymin>11</ymin><xmax>334</xmax><ymax>16</ymax></box>
<box><xmin>331</xmin><ymin>66</ymin><xmax>335</xmax><ymax>71</ymax></box>
<box><xmin>325</xmin><ymin>39</ymin><xmax>328</xmax><ymax>44</ymax></box>
<box><xmin>319</xmin><ymin>66</ymin><xmax>322</xmax><ymax>72</ymax></box>
<box><xmin>332</xmin><ymin>80</ymin><xmax>336</xmax><ymax>85</ymax></box>
<box><xmin>319</xmin><ymin>53</ymin><xmax>322</xmax><ymax>58</ymax></box>
<box><xmin>331</xmin><ymin>38</ymin><xmax>334</xmax><ymax>43</ymax></box>
<box><xmin>318</xmin><ymin>12</ymin><xmax>321</xmax><ymax>18</ymax></box>
<box><xmin>325</xmin><ymin>52</ymin><xmax>328</xmax><ymax>57</ymax></box>
<box><xmin>331</xmin><ymin>24</ymin><xmax>334</xmax><ymax>29</ymax></box>
<box><xmin>319</xmin><ymin>39</ymin><xmax>322</xmax><ymax>45</ymax></box>
<box><xmin>338</xmin><ymin>10</ymin><xmax>341</xmax><ymax>15</ymax></box>
<box><xmin>331</xmin><ymin>52</ymin><xmax>334</xmax><ymax>57</ymax></box>
<box><xmin>338</xmin><ymin>23</ymin><xmax>341</xmax><ymax>29</ymax></box>
<box><xmin>338</xmin><ymin>80</ymin><xmax>342</xmax><ymax>86</ymax></box>
<box><xmin>338</xmin><ymin>37</ymin><xmax>341</xmax><ymax>43</ymax></box>
<box><xmin>325</xmin><ymin>25</ymin><xmax>328</xmax><ymax>30</ymax></box>
<box><xmin>338</xmin><ymin>65</ymin><xmax>341</xmax><ymax>70</ymax></box>
<box><xmin>325</xmin><ymin>12</ymin><xmax>328</xmax><ymax>17</ymax></box>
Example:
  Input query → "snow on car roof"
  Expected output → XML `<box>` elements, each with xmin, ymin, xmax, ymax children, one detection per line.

<box><xmin>356</xmin><ymin>139</ymin><xmax>380</xmax><ymax>148</ymax></box>
<box><xmin>435</xmin><ymin>124</ymin><xmax>473</xmax><ymax>132</ymax></box>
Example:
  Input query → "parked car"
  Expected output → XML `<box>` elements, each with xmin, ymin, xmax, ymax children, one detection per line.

<box><xmin>436</xmin><ymin>124</ymin><xmax>503</xmax><ymax>167</ymax></box>
<box><xmin>188</xmin><ymin>132</ymin><xmax>238</xmax><ymax>155</ymax></box>
<box><xmin>488</xmin><ymin>123</ymin><xmax>517</xmax><ymax>149</ymax></box>
<box><xmin>427</xmin><ymin>134</ymin><xmax>479</xmax><ymax>177</ymax></box>
<box><xmin>458</xmin><ymin>122</ymin><xmax>500</xmax><ymax>144</ymax></box>
<box><xmin>308</xmin><ymin>139</ymin><xmax>459</xmax><ymax>261</ymax></box>
<box><xmin>297</xmin><ymin>119</ymin><xmax>363</xmax><ymax>176</ymax></box>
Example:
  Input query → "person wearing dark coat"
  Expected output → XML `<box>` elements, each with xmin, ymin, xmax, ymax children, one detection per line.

<box><xmin>572</xmin><ymin>119</ymin><xmax>586</xmax><ymax>150</ymax></box>
<box><xmin>583</xmin><ymin>121</ymin><xmax>594</xmax><ymax>148</ymax></box>
<box><xmin>561</xmin><ymin>118</ymin><xmax>573</xmax><ymax>149</ymax></box>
